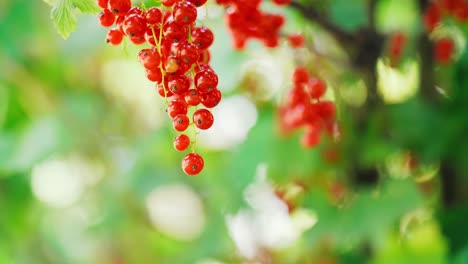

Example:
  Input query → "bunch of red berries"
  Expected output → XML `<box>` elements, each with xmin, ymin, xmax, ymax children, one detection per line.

<box><xmin>279</xmin><ymin>67</ymin><xmax>337</xmax><ymax>148</ymax></box>
<box><xmin>423</xmin><ymin>0</ymin><xmax>468</xmax><ymax>64</ymax></box>
<box><xmin>216</xmin><ymin>0</ymin><xmax>296</xmax><ymax>49</ymax></box>
<box><xmin>97</xmin><ymin>0</ymin><xmax>220</xmax><ymax>176</ymax></box>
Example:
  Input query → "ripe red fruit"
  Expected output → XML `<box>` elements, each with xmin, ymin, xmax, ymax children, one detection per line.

<box><xmin>192</xmin><ymin>27</ymin><xmax>214</xmax><ymax>50</ymax></box>
<box><xmin>176</xmin><ymin>41</ymin><xmax>199</xmax><ymax>65</ymax></box>
<box><xmin>187</xmin><ymin>0</ymin><xmax>208</xmax><ymax>7</ymax></box>
<box><xmin>145</xmin><ymin>7</ymin><xmax>163</xmax><ymax>25</ymax></box>
<box><xmin>97</xmin><ymin>0</ymin><xmax>108</xmax><ymax>9</ymax></box>
<box><xmin>138</xmin><ymin>48</ymin><xmax>160</xmax><ymax>69</ymax></box>
<box><xmin>301</xmin><ymin>125</ymin><xmax>321</xmax><ymax>148</ymax></box>
<box><xmin>123</xmin><ymin>14</ymin><xmax>147</xmax><ymax>37</ymax></box>
<box><xmin>185</xmin><ymin>89</ymin><xmax>202</xmax><ymax>106</ymax></box>
<box><xmin>201</xmin><ymin>89</ymin><xmax>222</xmax><ymax>108</ymax></box>
<box><xmin>146</xmin><ymin>68</ymin><xmax>162</xmax><ymax>82</ymax></box>
<box><xmin>287</xmin><ymin>33</ymin><xmax>304</xmax><ymax>48</ymax></box>
<box><xmin>423</xmin><ymin>3</ymin><xmax>441</xmax><ymax>32</ymax></box>
<box><xmin>157</xmin><ymin>84</ymin><xmax>174</xmax><ymax>97</ymax></box>
<box><xmin>182</xmin><ymin>153</ymin><xmax>204</xmax><ymax>175</ymax></box>
<box><xmin>389</xmin><ymin>32</ymin><xmax>406</xmax><ymax>60</ymax></box>
<box><xmin>193</xmin><ymin>109</ymin><xmax>214</xmax><ymax>130</ymax></box>
<box><xmin>173</xmin><ymin>2</ymin><xmax>198</xmax><ymax>25</ymax></box>
<box><xmin>292</xmin><ymin>67</ymin><xmax>310</xmax><ymax>84</ymax></box>
<box><xmin>108</xmin><ymin>0</ymin><xmax>131</xmax><ymax>16</ymax></box>
<box><xmin>174</xmin><ymin>134</ymin><xmax>191</xmax><ymax>151</ymax></box>
<box><xmin>167</xmin><ymin>99</ymin><xmax>188</xmax><ymax>118</ymax></box>
<box><xmin>434</xmin><ymin>38</ymin><xmax>455</xmax><ymax>64</ymax></box>
<box><xmin>168</xmin><ymin>74</ymin><xmax>191</xmax><ymax>95</ymax></box>
<box><xmin>173</xmin><ymin>114</ymin><xmax>190</xmax><ymax>131</ymax></box>
<box><xmin>161</xmin><ymin>0</ymin><xmax>177</xmax><ymax>7</ymax></box>
<box><xmin>106</xmin><ymin>28</ymin><xmax>124</xmax><ymax>45</ymax></box>
<box><xmin>195</xmin><ymin>69</ymin><xmax>218</xmax><ymax>93</ymax></box>
<box><xmin>317</xmin><ymin>101</ymin><xmax>336</xmax><ymax>121</ymax></box>
<box><xmin>308</xmin><ymin>78</ymin><xmax>327</xmax><ymax>99</ymax></box>
<box><xmin>99</xmin><ymin>9</ymin><xmax>116</xmax><ymax>27</ymax></box>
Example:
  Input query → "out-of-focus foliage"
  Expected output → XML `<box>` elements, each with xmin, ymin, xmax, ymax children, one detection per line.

<box><xmin>1</xmin><ymin>0</ymin><xmax>468</xmax><ymax>263</ymax></box>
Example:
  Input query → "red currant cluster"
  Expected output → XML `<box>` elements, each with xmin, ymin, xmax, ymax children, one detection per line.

<box><xmin>279</xmin><ymin>67</ymin><xmax>337</xmax><ymax>149</ymax></box>
<box><xmin>96</xmin><ymin>0</ymin><xmax>221</xmax><ymax>176</ymax></box>
<box><xmin>423</xmin><ymin>0</ymin><xmax>468</xmax><ymax>64</ymax></box>
<box><xmin>216</xmin><ymin>0</ymin><xmax>301</xmax><ymax>50</ymax></box>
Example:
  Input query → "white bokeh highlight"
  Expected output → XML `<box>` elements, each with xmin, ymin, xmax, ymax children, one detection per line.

<box><xmin>31</xmin><ymin>155</ymin><xmax>103</xmax><ymax>208</ymax></box>
<box><xmin>198</xmin><ymin>95</ymin><xmax>258</xmax><ymax>150</ymax></box>
<box><xmin>146</xmin><ymin>184</ymin><xmax>205</xmax><ymax>241</ymax></box>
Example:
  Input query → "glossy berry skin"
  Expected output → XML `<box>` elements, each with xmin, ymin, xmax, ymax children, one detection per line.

<box><xmin>174</xmin><ymin>134</ymin><xmax>190</xmax><ymax>151</ymax></box>
<box><xmin>167</xmin><ymin>99</ymin><xmax>188</xmax><ymax>118</ymax></box>
<box><xmin>185</xmin><ymin>89</ymin><xmax>202</xmax><ymax>106</ymax></box>
<box><xmin>138</xmin><ymin>48</ymin><xmax>160</xmax><ymax>69</ymax></box>
<box><xmin>99</xmin><ymin>9</ymin><xmax>116</xmax><ymax>27</ymax></box>
<box><xmin>434</xmin><ymin>38</ymin><xmax>455</xmax><ymax>64</ymax></box>
<box><xmin>308</xmin><ymin>78</ymin><xmax>327</xmax><ymax>99</ymax></box>
<box><xmin>192</xmin><ymin>27</ymin><xmax>214</xmax><ymax>50</ymax></box>
<box><xmin>195</xmin><ymin>69</ymin><xmax>218</xmax><ymax>93</ymax></box>
<box><xmin>157</xmin><ymin>84</ymin><xmax>174</xmax><ymax>97</ymax></box>
<box><xmin>193</xmin><ymin>109</ymin><xmax>214</xmax><ymax>130</ymax></box>
<box><xmin>201</xmin><ymin>89</ymin><xmax>222</xmax><ymax>108</ymax></box>
<box><xmin>292</xmin><ymin>67</ymin><xmax>309</xmax><ymax>84</ymax></box>
<box><xmin>161</xmin><ymin>0</ymin><xmax>177</xmax><ymax>7</ymax></box>
<box><xmin>145</xmin><ymin>7</ymin><xmax>163</xmax><ymax>25</ymax></box>
<box><xmin>173</xmin><ymin>2</ymin><xmax>198</xmax><ymax>25</ymax></box>
<box><xmin>168</xmin><ymin>74</ymin><xmax>190</xmax><ymax>95</ymax></box>
<box><xmin>123</xmin><ymin>14</ymin><xmax>147</xmax><ymax>37</ymax></box>
<box><xmin>97</xmin><ymin>0</ymin><xmax>108</xmax><ymax>9</ymax></box>
<box><xmin>182</xmin><ymin>153</ymin><xmax>204</xmax><ymax>176</ymax></box>
<box><xmin>146</xmin><ymin>68</ymin><xmax>162</xmax><ymax>82</ymax></box>
<box><xmin>288</xmin><ymin>33</ymin><xmax>304</xmax><ymax>48</ymax></box>
<box><xmin>173</xmin><ymin>114</ymin><xmax>190</xmax><ymax>131</ymax></box>
<box><xmin>187</xmin><ymin>0</ymin><xmax>208</xmax><ymax>7</ymax></box>
<box><xmin>106</xmin><ymin>28</ymin><xmax>124</xmax><ymax>45</ymax></box>
<box><xmin>108</xmin><ymin>0</ymin><xmax>131</xmax><ymax>15</ymax></box>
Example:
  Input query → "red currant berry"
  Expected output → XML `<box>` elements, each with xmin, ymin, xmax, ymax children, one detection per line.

<box><xmin>317</xmin><ymin>101</ymin><xmax>336</xmax><ymax>121</ymax></box>
<box><xmin>174</xmin><ymin>134</ymin><xmax>191</xmax><ymax>151</ymax></box>
<box><xmin>130</xmin><ymin>35</ymin><xmax>146</xmax><ymax>45</ymax></box>
<box><xmin>198</xmin><ymin>49</ymin><xmax>211</xmax><ymax>64</ymax></box>
<box><xmin>192</xmin><ymin>27</ymin><xmax>214</xmax><ymax>50</ymax></box>
<box><xmin>146</xmin><ymin>68</ymin><xmax>162</xmax><ymax>82</ymax></box>
<box><xmin>173</xmin><ymin>2</ymin><xmax>198</xmax><ymax>25</ymax></box>
<box><xmin>287</xmin><ymin>33</ymin><xmax>304</xmax><ymax>48</ymax></box>
<box><xmin>123</xmin><ymin>14</ymin><xmax>147</xmax><ymax>37</ymax></box>
<box><xmin>301</xmin><ymin>125</ymin><xmax>321</xmax><ymax>149</ymax></box>
<box><xmin>177</xmin><ymin>41</ymin><xmax>199</xmax><ymax>65</ymax></box>
<box><xmin>145</xmin><ymin>7</ymin><xmax>163</xmax><ymax>25</ymax></box>
<box><xmin>423</xmin><ymin>3</ymin><xmax>441</xmax><ymax>32</ymax></box>
<box><xmin>108</xmin><ymin>0</ymin><xmax>131</xmax><ymax>16</ymax></box>
<box><xmin>182</xmin><ymin>153</ymin><xmax>204</xmax><ymax>176</ymax></box>
<box><xmin>97</xmin><ymin>0</ymin><xmax>108</xmax><ymax>9</ymax></box>
<box><xmin>126</xmin><ymin>6</ymin><xmax>143</xmax><ymax>16</ymax></box>
<box><xmin>161</xmin><ymin>0</ymin><xmax>177</xmax><ymax>7</ymax></box>
<box><xmin>201</xmin><ymin>89</ymin><xmax>222</xmax><ymax>108</ymax></box>
<box><xmin>185</xmin><ymin>89</ymin><xmax>202</xmax><ymax>106</ymax></box>
<box><xmin>168</xmin><ymin>74</ymin><xmax>190</xmax><ymax>95</ymax></box>
<box><xmin>165</xmin><ymin>56</ymin><xmax>180</xmax><ymax>73</ymax></box>
<box><xmin>173</xmin><ymin>114</ymin><xmax>190</xmax><ymax>132</ymax></box>
<box><xmin>187</xmin><ymin>0</ymin><xmax>208</xmax><ymax>7</ymax></box>
<box><xmin>99</xmin><ymin>9</ymin><xmax>116</xmax><ymax>27</ymax></box>
<box><xmin>157</xmin><ymin>84</ymin><xmax>174</xmax><ymax>97</ymax></box>
<box><xmin>195</xmin><ymin>69</ymin><xmax>218</xmax><ymax>93</ymax></box>
<box><xmin>292</xmin><ymin>67</ymin><xmax>309</xmax><ymax>84</ymax></box>
<box><xmin>163</xmin><ymin>20</ymin><xmax>188</xmax><ymax>43</ymax></box>
<box><xmin>138</xmin><ymin>48</ymin><xmax>160</xmax><ymax>69</ymax></box>
<box><xmin>167</xmin><ymin>99</ymin><xmax>188</xmax><ymax>118</ymax></box>
<box><xmin>193</xmin><ymin>108</ymin><xmax>214</xmax><ymax>130</ymax></box>
<box><xmin>308</xmin><ymin>78</ymin><xmax>327</xmax><ymax>99</ymax></box>
<box><xmin>434</xmin><ymin>37</ymin><xmax>455</xmax><ymax>64</ymax></box>
<box><xmin>106</xmin><ymin>28</ymin><xmax>124</xmax><ymax>45</ymax></box>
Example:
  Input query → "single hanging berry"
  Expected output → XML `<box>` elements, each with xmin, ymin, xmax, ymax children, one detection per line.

<box><xmin>182</xmin><ymin>153</ymin><xmax>205</xmax><ymax>175</ymax></box>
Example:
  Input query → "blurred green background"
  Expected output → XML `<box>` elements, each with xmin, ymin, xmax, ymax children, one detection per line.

<box><xmin>1</xmin><ymin>0</ymin><xmax>468</xmax><ymax>263</ymax></box>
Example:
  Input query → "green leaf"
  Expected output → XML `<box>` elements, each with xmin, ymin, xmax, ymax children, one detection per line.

<box><xmin>72</xmin><ymin>0</ymin><xmax>101</xmax><ymax>14</ymax></box>
<box><xmin>51</xmin><ymin>0</ymin><xmax>77</xmax><ymax>39</ymax></box>
<box><xmin>329</xmin><ymin>0</ymin><xmax>367</xmax><ymax>32</ymax></box>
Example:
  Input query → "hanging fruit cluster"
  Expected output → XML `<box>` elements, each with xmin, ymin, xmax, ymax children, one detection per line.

<box><xmin>278</xmin><ymin>67</ymin><xmax>337</xmax><ymax>149</ymax></box>
<box><xmin>423</xmin><ymin>0</ymin><xmax>468</xmax><ymax>64</ymax></box>
<box><xmin>97</xmin><ymin>0</ymin><xmax>220</xmax><ymax>176</ymax></box>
